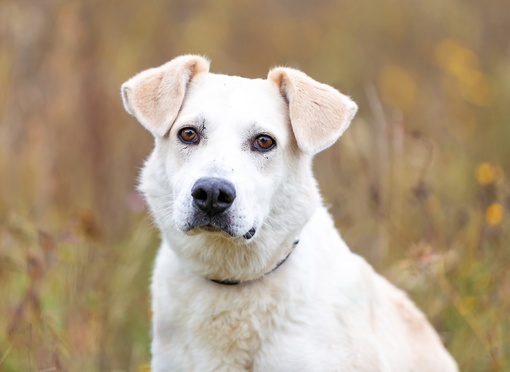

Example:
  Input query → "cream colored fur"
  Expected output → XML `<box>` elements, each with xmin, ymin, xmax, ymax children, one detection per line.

<box><xmin>121</xmin><ymin>55</ymin><xmax>458</xmax><ymax>371</ymax></box>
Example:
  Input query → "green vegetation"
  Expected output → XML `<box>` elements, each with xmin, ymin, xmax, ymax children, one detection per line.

<box><xmin>1</xmin><ymin>0</ymin><xmax>509</xmax><ymax>370</ymax></box>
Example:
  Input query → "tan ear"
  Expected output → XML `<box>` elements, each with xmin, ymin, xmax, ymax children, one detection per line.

<box><xmin>121</xmin><ymin>55</ymin><xmax>210</xmax><ymax>137</ymax></box>
<box><xmin>268</xmin><ymin>67</ymin><xmax>357</xmax><ymax>154</ymax></box>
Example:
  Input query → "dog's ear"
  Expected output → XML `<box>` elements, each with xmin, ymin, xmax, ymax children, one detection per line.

<box><xmin>268</xmin><ymin>67</ymin><xmax>357</xmax><ymax>155</ymax></box>
<box><xmin>121</xmin><ymin>55</ymin><xmax>210</xmax><ymax>137</ymax></box>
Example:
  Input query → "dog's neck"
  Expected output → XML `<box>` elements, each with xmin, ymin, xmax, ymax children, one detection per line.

<box><xmin>208</xmin><ymin>238</ymin><xmax>300</xmax><ymax>286</ymax></box>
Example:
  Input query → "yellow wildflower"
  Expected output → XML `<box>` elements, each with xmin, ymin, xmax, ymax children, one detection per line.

<box><xmin>476</xmin><ymin>162</ymin><xmax>496</xmax><ymax>185</ymax></box>
<box><xmin>486</xmin><ymin>203</ymin><xmax>504</xmax><ymax>225</ymax></box>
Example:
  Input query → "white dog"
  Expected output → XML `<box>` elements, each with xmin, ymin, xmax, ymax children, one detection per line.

<box><xmin>121</xmin><ymin>55</ymin><xmax>457</xmax><ymax>371</ymax></box>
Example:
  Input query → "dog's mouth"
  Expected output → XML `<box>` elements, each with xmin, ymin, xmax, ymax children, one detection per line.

<box><xmin>186</xmin><ymin>208</ymin><xmax>257</xmax><ymax>240</ymax></box>
<box><xmin>200</xmin><ymin>224</ymin><xmax>225</xmax><ymax>234</ymax></box>
<box><xmin>195</xmin><ymin>224</ymin><xmax>256</xmax><ymax>240</ymax></box>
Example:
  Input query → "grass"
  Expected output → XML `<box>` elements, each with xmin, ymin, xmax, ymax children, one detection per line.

<box><xmin>0</xmin><ymin>209</ymin><xmax>158</xmax><ymax>371</ymax></box>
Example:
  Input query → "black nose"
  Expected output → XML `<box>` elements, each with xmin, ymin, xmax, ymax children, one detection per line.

<box><xmin>191</xmin><ymin>177</ymin><xmax>236</xmax><ymax>216</ymax></box>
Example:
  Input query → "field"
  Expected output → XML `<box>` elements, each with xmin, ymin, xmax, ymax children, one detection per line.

<box><xmin>1</xmin><ymin>0</ymin><xmax>509</xmax><ymax>370</ymax></box>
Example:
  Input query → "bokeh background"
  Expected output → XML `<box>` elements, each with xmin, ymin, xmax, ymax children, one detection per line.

<box><xmin>1</xmin><ymin>0</ymin><xmax>509</xmax><ymax>370</ymax></box>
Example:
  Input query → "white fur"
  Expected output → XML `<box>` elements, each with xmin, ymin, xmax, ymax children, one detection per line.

<box><xmin>121</xmin><ymin>55</ymin><xmax>458</xmax><ymax>371</ymax></box>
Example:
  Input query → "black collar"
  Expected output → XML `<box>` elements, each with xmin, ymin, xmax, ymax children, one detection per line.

<box><xmin>210</xmin><ymin>239</ymin><xmax>299</xmax><ymax>286</ymax></box>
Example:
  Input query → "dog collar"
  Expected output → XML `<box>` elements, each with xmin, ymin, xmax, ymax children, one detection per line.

<box><xmin>210</xmin><ymin>239</ymin><xmax>299</xmax><ymax>286</ymax></box>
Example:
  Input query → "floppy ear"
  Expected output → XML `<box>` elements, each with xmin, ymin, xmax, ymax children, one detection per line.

<box><xmin>121</xmin><ymin>55</ymin><xmax>210</xmax><ymax>137</ymax></box>
<box><xmin>268</xmin><ymin>67</ymin><xmax>357</xmax><ymax>155</ymax></box>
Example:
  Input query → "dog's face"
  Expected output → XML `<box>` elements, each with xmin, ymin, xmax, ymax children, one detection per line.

<box><xmin>121</xmin><ymin>55</ymin><xmax>357</xmax><ymax>281</ymax></box>
<box><xmin>163</xmin><ymin>73</ymin><xmax>294</xmax><ymax>241</ymax></box>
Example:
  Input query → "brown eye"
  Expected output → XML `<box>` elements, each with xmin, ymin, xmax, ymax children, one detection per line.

<box><xmin>178</xmin><ymin>127</ymin><xmax>199</xmax><ymax>144</ymax></box>
<box><xmin>253</xmin><ymin>135</ymin><xmax>276</xmax><ymax>152</ymax></box>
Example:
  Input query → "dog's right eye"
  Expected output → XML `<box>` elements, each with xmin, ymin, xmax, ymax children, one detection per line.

<box><xmin>178</xmin><ymin>127</ymin><xmax>200</xmax><ymax>144</ymax></box>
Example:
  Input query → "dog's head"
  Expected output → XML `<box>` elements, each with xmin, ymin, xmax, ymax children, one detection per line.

<box><xmin>121</xmin><ymin>55</ymin><xmax>357</xmax><ymax>282</ymax></box>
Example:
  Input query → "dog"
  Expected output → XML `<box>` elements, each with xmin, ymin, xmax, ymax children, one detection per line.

<box><xmin>121</xmin><ymin>55</ymin><xmax>458</xmax><ymax>371</ymax></box>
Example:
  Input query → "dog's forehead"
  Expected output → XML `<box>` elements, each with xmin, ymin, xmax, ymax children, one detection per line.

<box><xmin>188</xmin><ymin>73</ymin><xmax>280</xmax><ymax>104</ymax></box>
<box><xmin>180</xmin><ymin>73</ymin><xmax>288</xmax><ymax>132</ymax></box>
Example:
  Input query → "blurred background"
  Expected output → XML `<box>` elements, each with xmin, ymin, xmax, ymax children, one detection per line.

<box><xmin>1</xmin><ymin>0</ymin><xmax>509</xmax><ymax>370</ymax></box>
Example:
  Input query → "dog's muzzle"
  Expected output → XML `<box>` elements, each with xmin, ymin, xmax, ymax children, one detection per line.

<box><xmin>188</xmin><ymin>177</ymin><xmax>254</xmax><ymax>239</ymax></box>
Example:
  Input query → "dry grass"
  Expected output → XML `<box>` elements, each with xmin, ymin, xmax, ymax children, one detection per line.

<box><xmin>1</xmin><ymin>0</ymin><xmax>509</xmax><ymax>370</ymax></box>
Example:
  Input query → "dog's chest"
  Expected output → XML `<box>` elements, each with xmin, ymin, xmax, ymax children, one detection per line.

<box><xmin>194</xmin><ymin>302</ymin><xmax>263</xmax><ymax>367</ymax></box>
<box><xmin>159</xmin><ymin>279</ymin><xmax>290</xmax><ymax>370</ymax></box>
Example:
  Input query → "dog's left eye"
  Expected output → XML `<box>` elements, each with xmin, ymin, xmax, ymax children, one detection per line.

<box><xmin>253</xmin><ymin>135</ymin><xmax>276</xmax><ymax>152</ymax></box>
<box><xmin>178</xmin><ymin>127</ymin><xmax>200</xmax><ymax>144</ymax></box>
